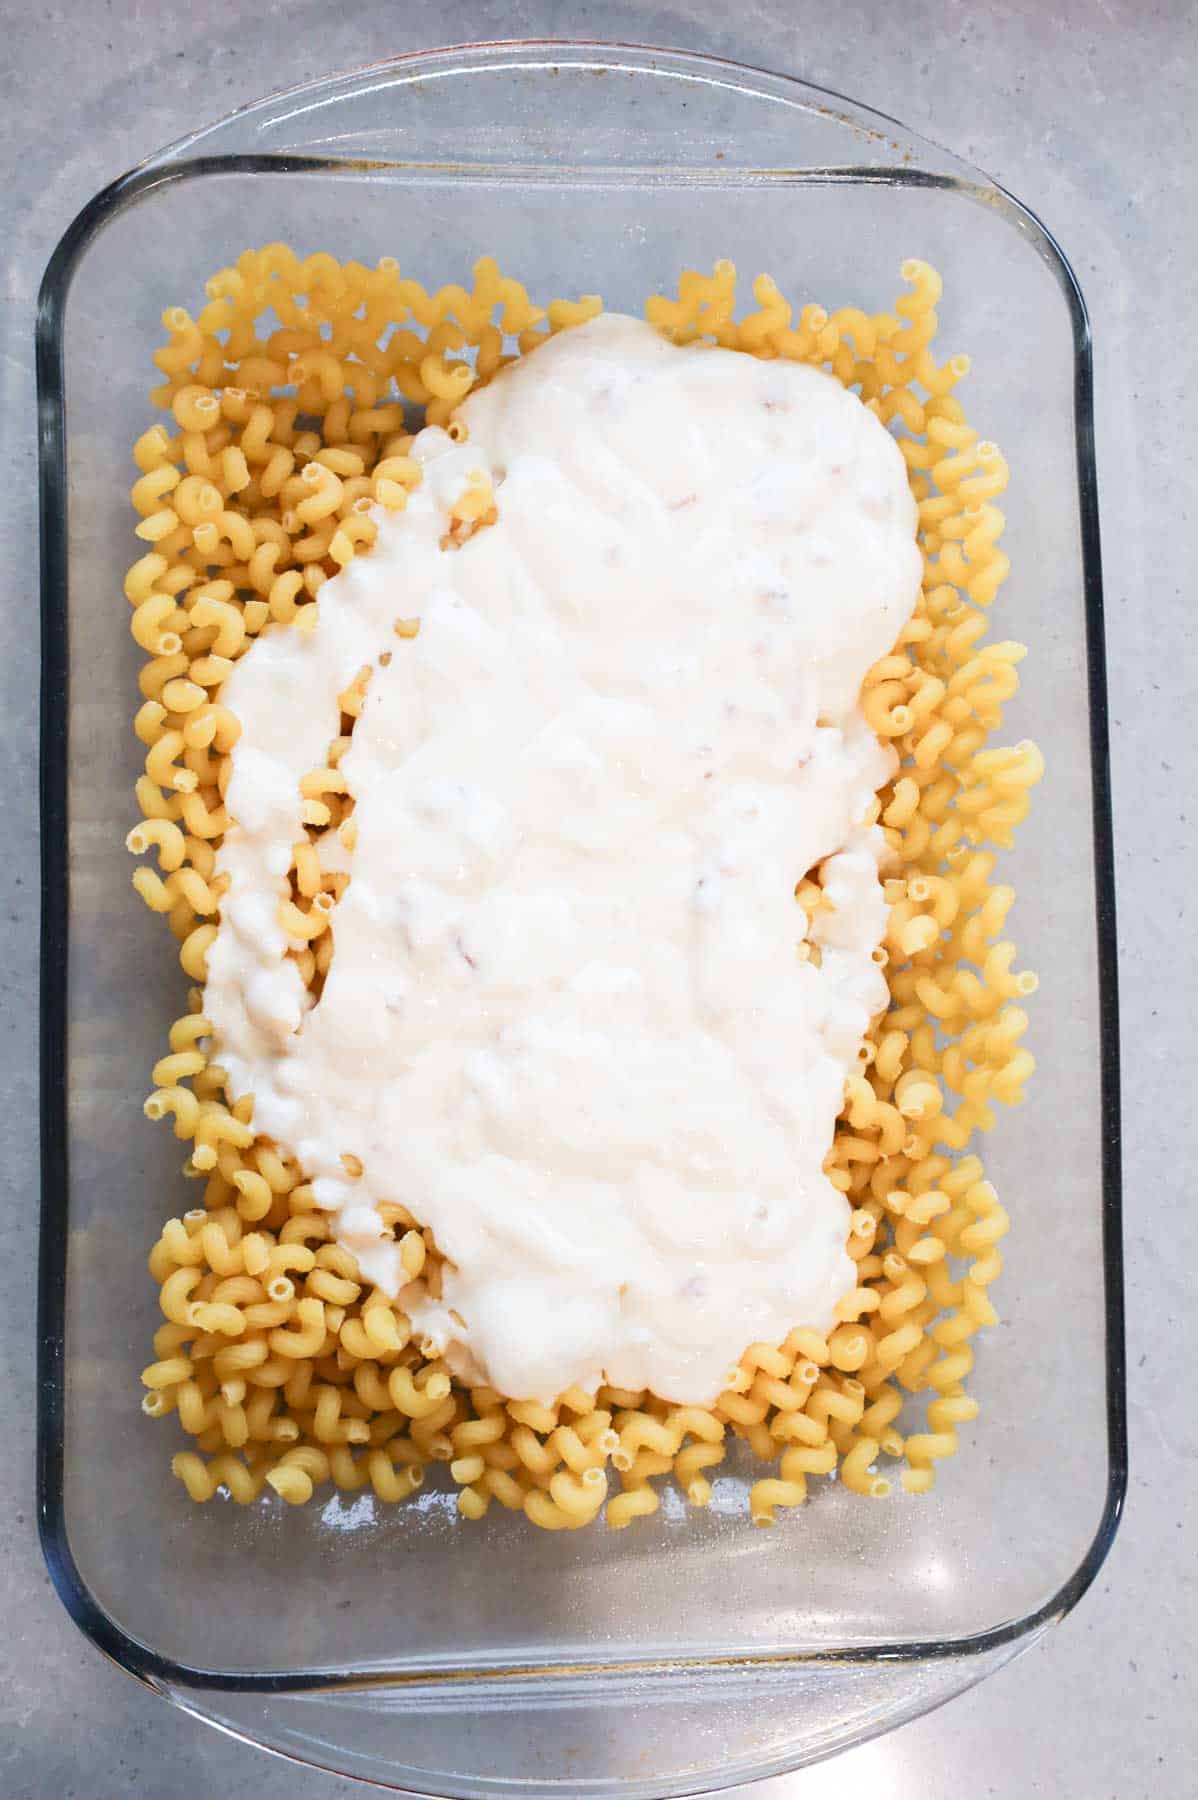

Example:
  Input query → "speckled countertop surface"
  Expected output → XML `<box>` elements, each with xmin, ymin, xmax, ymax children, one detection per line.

<box><xmin>2</xmin><ymin>2</ymin><xmax>1193</xmax><ymax>1795</ymax></box>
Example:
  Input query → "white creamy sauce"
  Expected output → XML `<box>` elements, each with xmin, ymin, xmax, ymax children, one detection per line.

<box><xmin>203</xmin><ymin>314</ymin><xmax>922</xmax><ymax>1406</ymax></box>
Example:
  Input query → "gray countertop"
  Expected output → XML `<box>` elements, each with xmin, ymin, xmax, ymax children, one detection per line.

<box><xmin>2</xmin><ymin>2</ymin><xmax>1193</xmax><ymax>1795</ymax></box>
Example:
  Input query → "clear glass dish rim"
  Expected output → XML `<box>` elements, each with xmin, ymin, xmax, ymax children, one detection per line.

<box><xmin>35</xmin><ymin>36</ymin><xmax>1126</xmax><ymax>1704</ymax></box>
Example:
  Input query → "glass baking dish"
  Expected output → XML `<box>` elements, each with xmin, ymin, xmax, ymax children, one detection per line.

<box><xmin>37</xmin><ymin>41</ymin><xmax>1125</xmax><ymax>1797</ymax></box>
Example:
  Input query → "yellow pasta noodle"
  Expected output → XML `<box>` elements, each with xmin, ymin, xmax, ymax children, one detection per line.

<box><xmin>128</xmin><ymin>249</ymin><xmax>1039</xmax><ymax>1526</ymax></box>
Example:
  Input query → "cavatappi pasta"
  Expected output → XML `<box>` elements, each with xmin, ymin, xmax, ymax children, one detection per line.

<box><xmin>128</xmin><ymin>247</ymin><xmax>1041</xmax><ymax>1530</ymax></box>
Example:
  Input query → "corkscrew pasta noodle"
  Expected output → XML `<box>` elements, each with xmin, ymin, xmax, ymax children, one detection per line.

<box><xmin>127</xmin><ymin>248</ymin><xmax>1041</xmax><ymax>1529</ymax></box>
